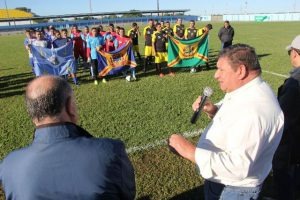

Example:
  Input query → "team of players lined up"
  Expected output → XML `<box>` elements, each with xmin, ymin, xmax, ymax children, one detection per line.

<box><xmin>23</xmin><ymin>18</ymin><xmax>213</xmax><ymax>85</ymax></box>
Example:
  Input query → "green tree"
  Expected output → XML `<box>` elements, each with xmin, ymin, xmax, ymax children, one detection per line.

<box><xmin>122</xmin><ymin>10</ymin><xmax>143</xmax><ymax>18</ymax></box>
<box><xmin>15</xmin><ymin>7</ymin><xmax>31</xmax><ymax>13</ymax></box>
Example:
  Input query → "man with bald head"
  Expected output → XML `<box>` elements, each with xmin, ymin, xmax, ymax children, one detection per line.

<box><xmin>0</xmin><ymin>75</ymin><xmax>136</xmax><ymax>200</ymax></box>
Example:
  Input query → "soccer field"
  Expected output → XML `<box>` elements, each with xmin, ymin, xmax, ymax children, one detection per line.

<box><xmin>1</xmin><ymin>21</ymin><xmax>300</xmax><ymax>199</ymax></box>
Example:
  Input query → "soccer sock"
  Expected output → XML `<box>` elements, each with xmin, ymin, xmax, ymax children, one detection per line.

<box><xmin>90</xmin><ymin>66</ymin><xmax>94</xmax><ymax>78</ymax></box>
<box><xmin>156</xmin><ymin>64</ymin><xmax>161</xmax><ymax>74</ymax></box>
<box><xmin>144</xmin><ymin>57</ymin><xmax>148</xmax><ymax>72</ymax></box>
<box><xmin>137</xmin><ymin>52</ymin><xmax>141</xmax><ymax>61</ymax></box>
<box><xmin>131</xmin><ymin>68</ymin><xmax>136</xmax><ymax>78</ymax></box>
<box><xmin>73</xmin><ymin>77</ymin><xmax>78</xmax><ymax>85</ymax></box>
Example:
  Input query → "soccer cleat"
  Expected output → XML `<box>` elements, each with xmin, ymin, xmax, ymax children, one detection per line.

<box><xmin>94</xmin><ymin>80</ymin><xmax>99</xmax><ymax>85</ymax></box>
<box><xmin>132</xmin><ymin>76</ymin><xmax>137</xmax><ymax>81</ymax></box>
<box><xmin>190</xmin><ymin>68</ymin><xmax>197</xmax><ymax>73</ymax></box>
<box><xmin>102</xmin><ymin>78</ymin><xmax>107</xmax><ymax>83</ymax></box>
<box><xmin>125</xmin><ymin>75</ymin><xmax>131</xmax><ymax>82</ymax></box>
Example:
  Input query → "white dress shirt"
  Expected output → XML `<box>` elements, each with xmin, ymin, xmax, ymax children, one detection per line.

<box><xmin>195</xmin><ymin>76</ymin><xmax>284</xmax><ymax>187</ymax></box>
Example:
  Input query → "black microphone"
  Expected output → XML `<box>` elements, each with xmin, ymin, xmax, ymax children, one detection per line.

<box><xmin>190</xmin><ymin>87</ymin><xmax>213</xmax><ymax>124</ymax></box>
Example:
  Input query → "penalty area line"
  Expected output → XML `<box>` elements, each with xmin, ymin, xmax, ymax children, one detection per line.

<box><xmin>126</xmin><ymin>128</ymin><xmax>205</xmax><ymax>154</ymax></box>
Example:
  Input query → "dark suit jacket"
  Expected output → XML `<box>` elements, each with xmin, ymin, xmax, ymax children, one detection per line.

<box><xmin>0</xmin><ymin>122</ymin><xmax>136</xmax><ymax>200</ymax></box>
<box><xmin>273</xmin><ymin>77</ymin><xmax>300</xmax><ymax>168</ymax></box>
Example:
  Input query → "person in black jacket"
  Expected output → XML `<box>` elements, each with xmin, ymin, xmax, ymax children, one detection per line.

<box><xmin>218</xmin><ymin>20</ymin><xmax>234</xmax><ymax>49</ymax></box>
<box><xmin>272</xmin><ymin>35</ymin><xmax>300</xmax><ymax>200</ymax></box>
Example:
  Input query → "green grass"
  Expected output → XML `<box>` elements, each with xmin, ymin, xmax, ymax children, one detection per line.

<box><xmin>1</xmin><ymin>21</ymin><xmax>300</xmax><ymax>199</ymax></box>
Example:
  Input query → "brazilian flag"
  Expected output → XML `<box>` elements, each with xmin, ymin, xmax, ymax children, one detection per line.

<box><xmin>167</xmin><ymin>34</ymin><xmax>208</xmax><ymax>68</ymax></box>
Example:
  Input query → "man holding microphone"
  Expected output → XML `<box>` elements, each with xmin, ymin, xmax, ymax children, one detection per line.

<box><xmin>169</xmin><ymin>44</ymin><xmax>284</xmax><ymax>199</ymax></box>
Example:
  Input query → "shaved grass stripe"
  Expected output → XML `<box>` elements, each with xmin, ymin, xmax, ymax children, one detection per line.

<box><xmin>126</xmin><ymin>128</ymin><xmax>205</xmax><ymax>154</ymax></box>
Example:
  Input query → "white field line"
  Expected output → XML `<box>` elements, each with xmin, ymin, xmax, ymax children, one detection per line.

<box><xmin>262</xmin><ymin>70</ymin><xmax>288</xmax><ymax>78</ymax></box>
<box><xmin>126</xmin><ymin>70</ymin><xmax>287</xmax><ymax>154</ymax></box>
<box><xmin>126</xmin><ymin>129</ymin><xmax>204</xmax><ymax>154</ymax></box>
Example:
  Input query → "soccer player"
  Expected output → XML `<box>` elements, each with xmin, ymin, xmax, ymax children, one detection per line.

<box><xmin>47</xmin><ymin>26</ymin><xmax>56</xmax><ymax>42</ymax></box>
<box><xmin>97</xmin><ymin>24</ymin><xmax>106</xmax><ymax>36</ymax></box>
<box><xmin>128</xmin><ymin>22</ymin><xmax>141</xmax><ymax>61</ymax></box>
<box><xmin>82</xmin><ymin>26</ymin><xmax>91</xmax><ymax>68</ymax></box>
<box><xmin>198</xmin><ymin>23</ymin><xmax>213</xmax><ymax>37</ymax></box>
<box><xmin>61</xmin><ymin>29</ymin><xmax>71</xmax><ymax>40</ymax></box>
<box><xmin>52</xmin><ymin>31</ymin><xmax>79</xmax><ymax>85</ymax></box>
<box><xmin>106</xmin><ymin>23</ymin><xmax>118</xmax><ymax>37</ymax></box>
<box><xmin>32</xmin><ymin>29</ymin><xmax>49</xmax><ymax>48</ymax></box>
<box><xmin>70</xmin><ymin>25</ymin><xmax>86</xmax><ymax>66</ymax></box>
<box><xmin>163</xmin><ymin>21</ymin><xmax>174</xmax><ymax>37</ymax></box>
<box><xmin>198</xmin><ymin>24</ymin><xmax>213</xmax><ymax>70</ymax></box>
<box><xmin>143</xmin><ymin>19</ymin><xmax>156</xmax><ymax>73</ymax></box>
<box><xmin>24</xmin><ymin>29</ymin><xmax>35</xmax><ymax>69</ymax></box>
<box><xmin>152</xmin><ymin>23</ymin><xmax>174</xmax><ymax>77</ymax></box>
<box><xmin>86</xmin><ymin>27</ymin><xmax>105</xmax><ymax>85</ymax></box>
<box><xmin>163</xmin><ymin>21</ymin><xmax>174</xmax><ymax>50</ymax></box>
<box><xmin>117</xmin><ymin>27</ymin><xmax>136</xmax><ymax>81</ymax></box>
<box><xmin>52</xmin><ymin>31</ymin><xmax>71</xmax><ymax>48</ymax></box>
<box><xmin>115</xmin><ymin>26</ymin><xmax>121</xmax><ymax>35</ymax></box>
<box><xmin>104</xmin><ymin>34</ymin><xmax>118</xmax><ymax>52</ymax></box>
<box><xmin>160</xmin><ymin>21</ymin><xmax>165</xmax><ymax>28</ymax></box>
<box><xmin>173</xmin><ymin>18</ymin><xmax>185</xmax><ymax>39</ymax></box>
<box><xmin>30</xmin><ymin>29</ymin><xmax>50</xmax><ymax>76</ymax></box>
<box><xmin>185</xmin><ymin>20</ymin><xmax>199</xmax><ymax>73</ymax></box>
<box><xmin>117</xmin><ymin>27</ymin><xmax>130</xmax><ymax>48</ymax></box>
<box><xmin>184</xmin><ymin>20</ymin><xmax>198</xmax><ymax>40</ymax></box>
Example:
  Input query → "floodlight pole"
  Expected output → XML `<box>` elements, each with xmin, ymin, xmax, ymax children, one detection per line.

<box><xmin>4</xmin><ymin>0</ymin><xmax>11</xmax><ymax>26</ymax></box>
<box><xmin>157</xmin><ymin>0</ymin><xmax>159</xmax><ymax>16</ymax></box>
<box><xmin>89</xmin><ymin>0</ymin><xmax>93</xmax><ymax>18</ymax></box>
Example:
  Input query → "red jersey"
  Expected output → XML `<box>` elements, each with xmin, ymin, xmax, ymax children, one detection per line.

<box><xmin>117</xmin><ymin>35</ymin><xmax>130</xmax><ymax>48</ymax></box>
<box><xmin>99</xmin><ymin>31</ymin><xmax>106</xmax><ymax>37</ymax></box>
<box><xmin>105</xmin><ymin>40</ymin><xmax>116</xmax><ymax>52</ymax></box>
<box><xmin>71</xmin><ymin>30</ymin><xmax>84</xmax><ymax>47</ymax></box>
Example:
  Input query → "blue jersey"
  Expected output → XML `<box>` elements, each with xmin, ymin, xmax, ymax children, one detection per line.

<box><xmin>87</xmin><ymin>36</ymin><xmax>104</xmax><ymax>59</ymax></box>
<box><xmin>24</xmin><ymin>38</ymin><xmax>30</xmax><ymax>46</ymax></box>
<box><xmin>52</xmin><ymin>38</ymin><xmax>70</xmax><ymax>48</ymax></box>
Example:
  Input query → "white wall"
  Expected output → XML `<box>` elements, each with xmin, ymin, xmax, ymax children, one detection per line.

<box><xmin>223</xmin><ymin>12</ymin><xmax>300</xmax><ymax>22</ymax></box>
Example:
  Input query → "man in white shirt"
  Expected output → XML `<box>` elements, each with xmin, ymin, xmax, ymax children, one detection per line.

<box><xmin>169</xmin><ymin>44</ymin><xmax>284</xmax><ymax>200</ymax></box>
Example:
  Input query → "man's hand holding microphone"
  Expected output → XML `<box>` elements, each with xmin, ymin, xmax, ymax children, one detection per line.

<box><xmin>168</xmin><ymin>87</ymin><xmax>216</xmax><ymax>162</ymax></box>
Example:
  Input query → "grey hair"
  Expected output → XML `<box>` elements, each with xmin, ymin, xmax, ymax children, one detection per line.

<box><xmin>25</xmin><ymin>76</ymin><xmax>73</xmax><ymax>121</ymax></box>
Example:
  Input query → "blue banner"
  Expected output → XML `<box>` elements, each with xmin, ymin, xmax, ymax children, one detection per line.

<box><xmin>97</xmin><ymin>41</ymin><xmax>136</xmax><ymax>77</ymax></box>
<box><xmin>31</xmin><ymin>42</ymin><xmax>76</xmax><ymax>76</ymax></box>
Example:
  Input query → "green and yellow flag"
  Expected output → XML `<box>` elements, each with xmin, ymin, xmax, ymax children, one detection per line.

<box><xmin>167</xmin><ymin>34</ymin><xmax>208</xmax><ymax>68</ymax></box>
